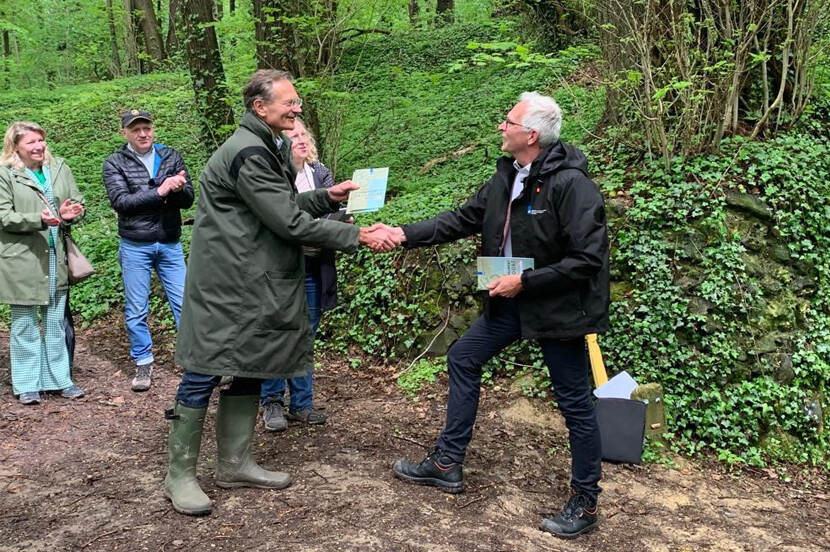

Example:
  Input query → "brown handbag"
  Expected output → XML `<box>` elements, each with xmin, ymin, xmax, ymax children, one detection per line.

<box><xmin>36</xmin><ymin>190</ymin><xmax>95</xmax><ymax>284</ymax></box>
<box><xmin>64</xmin><ymin>233</ymin><xmax>95</xmax><ymax>284</ymax></box>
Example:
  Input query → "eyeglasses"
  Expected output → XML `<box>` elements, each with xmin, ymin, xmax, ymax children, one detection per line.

<box><xmin>283</xmin><ymin>98</ymin><xmax>303</xmax><ymax>108</ymax></box>
<box><xmin>503</xmin><ymin>117</ymin><xmax>530</xmax><ymax>130</ymax></box>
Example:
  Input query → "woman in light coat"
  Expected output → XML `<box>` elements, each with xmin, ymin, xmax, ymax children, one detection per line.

<box><xmin>0</xmin><ymin>121</ymin><xmax>85</xmax><ymax>404</ymax></box>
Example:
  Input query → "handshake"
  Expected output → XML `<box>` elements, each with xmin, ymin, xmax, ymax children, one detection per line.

<box><xmin>358</xmin><ymin>223</ymin><xmax>405</xmax><ymax>252</ymax></box>
<box><xmin>326</xmin><ymin>180</ymin><xmax>406</xmax><ymax>253</ymax></box>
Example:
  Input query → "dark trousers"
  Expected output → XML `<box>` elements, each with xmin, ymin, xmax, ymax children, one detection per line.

<box><xmin>175</xmin><ymin>371</ymin><xmax>261</xmax><ymax>408</ymax></box>
<box><xmin>435</xmin><ymin>298</ymin><xmax>602</xmax><ymax>498</ymax></box>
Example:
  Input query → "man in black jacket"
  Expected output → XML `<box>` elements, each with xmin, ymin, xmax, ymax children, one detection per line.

<box><xmin>103</xmin><ymin>110</ymin><xmax>194</xmax><ymax>392</ymax></box>
<box><xmin>382</xmin><ymin>92</ymin><xmax>609</xmax><ymax>539</ymax></box>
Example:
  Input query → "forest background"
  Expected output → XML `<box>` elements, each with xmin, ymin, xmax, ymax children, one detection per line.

<box><xmin>0</xmin><ymin>0</ymin><xmax>828</xmax><ymax>472</ymax></box>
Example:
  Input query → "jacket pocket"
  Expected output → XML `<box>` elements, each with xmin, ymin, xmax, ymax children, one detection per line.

<box><xmin>0</xmin><ymin>241</ymin><xmax>28</xmax><ymax>258</ymax></box>
<box><xmin>257</xmin><ymin>271</ymin><xmax>304</xmax><ymax>331</ymax></box>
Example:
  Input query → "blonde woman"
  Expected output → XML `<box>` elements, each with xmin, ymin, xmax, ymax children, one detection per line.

<box><xmin>0</xmin><ymin>122</ymin><xmax>85</xmax><ymax>405</ymax></box>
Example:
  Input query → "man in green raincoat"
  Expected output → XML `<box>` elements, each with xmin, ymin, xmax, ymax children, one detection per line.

<box><xmin>164</xmin><ymin>69</ymin><xmax>392</xmax><ymax>516</ymax></box>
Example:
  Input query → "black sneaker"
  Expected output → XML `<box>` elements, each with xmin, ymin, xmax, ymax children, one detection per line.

<box><xmin>286</xmin><ymin>407</ymin><xmax>326</xmax><ymax>425</ymax></box>
<box><xmin>392</xmin><ymin>448</ymin><xmax>464</xmax><ymax>494</ymax></box>
<box><xmin>540</xmin><ymin>491</ymin><xmax>598</xmax><ymax>539</ymax></box>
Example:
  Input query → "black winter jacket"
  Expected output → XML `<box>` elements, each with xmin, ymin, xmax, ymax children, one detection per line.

<box><xmin>102</xmin><ymin>144</ymin><xmax>194</xmax><ymax>242</ymax></box>
<box><xmin>402</xmin><ymin>141</ymin><xmax>609</xmax><ymax>339</ymax></box>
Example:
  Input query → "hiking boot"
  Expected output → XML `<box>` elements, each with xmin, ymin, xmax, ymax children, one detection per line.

<box><xmin>262</xmin><ymin>399</ymin><xmax>288</xmax><ymax>432</ymax></box>
<box><xmin>19</xmin><ymin>392</ymin><xmax>41</xmax><ymax>405</ymax></box>
<box><xmin>131</xmin><ymin>363</ymin><xmax>153</xmax><ymax>392</ymax></box>
<box><xmin>60</xmin><ymin>385</ymin><xmax>85</xmax><ymax>399</ymax></box>
<box><xmin>214</xmin><ymin>394</ymin><xmax>293</xmax><ymax>490</ymax></box>
<box><xmin>540</xmin><ymin>491</ymin><xmax>598</xmax><ymax>539</ymax></box>
<box><xmin>163</xmin><ymin>403</ymin><xmax>212</xmax><ymax>516</ymax></box>
<box><xmin>392</xmin><ymin>447</ymin><xmax>464</xmax><ymax>494</ymax></box>
<box><xmin>286</xmin><ymin>407</ymin><xmax>326</xmax><ymax>425</ymax></box>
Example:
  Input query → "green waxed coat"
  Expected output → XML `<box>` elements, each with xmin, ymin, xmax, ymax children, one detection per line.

<box><xmin>0</xmin><ymin>158</ymin><xmax>84</xmax><ymax>306</ymax></box>
<box><xmin>175</xmin><ymin>111</ymin><xmax>359</xmax><ymax>379</ymax></box>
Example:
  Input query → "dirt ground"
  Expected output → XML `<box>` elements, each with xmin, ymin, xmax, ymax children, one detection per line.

<box><xmin>0</xmin><ymin>319</ymin><xmax>828</xmax><ymax>552</ymax></box>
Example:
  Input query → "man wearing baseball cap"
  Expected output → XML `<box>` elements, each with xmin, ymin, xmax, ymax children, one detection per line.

<box><xmin>103</xmin><ymin>110</ymin><xmax>194</xmax><ymax>392</ymax></box>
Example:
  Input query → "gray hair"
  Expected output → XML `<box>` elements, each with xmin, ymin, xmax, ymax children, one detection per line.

<box><xmin>243</xmin><ymin>69</ymin><xmax>293</xmax><ymax>110</ymax></box>
<box><xmin>519</xmin><ymin>91</ymin><xmax>562</xmax><ymax>148</ymax></box>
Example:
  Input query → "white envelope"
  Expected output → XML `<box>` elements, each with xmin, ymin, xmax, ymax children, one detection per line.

<box><xmin>593</xmin><ymin>370</ymin><xmax>638</xmax><ymax>399</ymax></box>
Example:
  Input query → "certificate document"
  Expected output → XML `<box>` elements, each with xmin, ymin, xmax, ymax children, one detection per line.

<box><xmin>476</xmin><ymin>257</ymin><xmax>535</xmax><ymax>290</ymax></box>
<box><xmin>345</xmin><ymin>167</ymin><xmax>389</xmax><ymax>214</ymax></box>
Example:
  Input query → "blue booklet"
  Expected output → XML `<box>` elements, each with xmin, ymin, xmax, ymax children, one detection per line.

<box><xmin>476</xmin><ymin>256</ymin><xmax>535</xmax><ymax>290</ymax></box>
<box><xmin>346</xmin><ymin>167</ymin><xmax>389</xmax><ymax>214</ymax></box>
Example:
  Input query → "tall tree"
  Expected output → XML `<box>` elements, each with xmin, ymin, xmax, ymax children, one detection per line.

<box><xmin>106</xmin><ymin>0</ymin><xmax>122</xmax><ymax>77</ymax></box>
<box><xmin>436</xmin><ymin>0</ymin><xmax>454</xmax><ymax>23</ymax></box>
<box><xmin>229</xmin><ymin>0</ymin><xmax>235</xmax><ymax>13</ymax></box>
<box><xmin>134</xmin><ymin>0</ymin><xmax>166</xmax><ymax>66</ymax></box>
<box><xmin>180</xmin><ymin>0</ymin><xmax>235</xmax><ymax>143</ymax></box>
<box><xmin>1</xmin><ymin>8</ymin><xmax>9</xmax><ymax>87</ymax></box>
<box><xmin>166</xmin><ymin>0</ymin><xmax>180</xmax><ymax>55</ymax></box>
<box><xmin>252</xmin><ymin>0</ymin><xmax>300</xmax><ymax>75</ymax></box>
<box><xmin>409</xmin><ymin>0</ymin><xmax>419</xmax><ymax>25</ymax></box>
<box><xmin>123</xmin><ymin>0</ymin><xmax>141</xmax><ymax>72</ymax></box>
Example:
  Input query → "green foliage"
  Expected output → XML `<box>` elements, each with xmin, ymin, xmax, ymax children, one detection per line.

<box><xmin>397</xmin><ymin>357</ymin><xmax>447</xmax><ymax>397</ymax></box>
<box><xmin>596</xmin><ymin>127</ymin><xmax>830</xmax><ymax>468</ymax></box>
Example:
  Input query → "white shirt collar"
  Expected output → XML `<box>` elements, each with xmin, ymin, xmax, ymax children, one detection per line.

<box><xmin>513</xmin><ymin>159</ymin><xmax>531</xmax><ymax>174</ymax></box>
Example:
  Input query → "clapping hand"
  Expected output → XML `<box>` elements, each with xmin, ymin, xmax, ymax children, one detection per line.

<box><xmin>41</xmin><ymin>208</ymin><xmax>60</xmax><ymax>226</ymax></box>
<box><xmin>328</xmin><ymin>180</ymin><xmax>357</xmax><ymax>202</ymax></box>
<box><xmin>158</xmin><ymin>170</ymin><xmax>187</xmax><ymax>197</ymax></box>
<box><xmin>58</xmin><ymin>198</ymin><xmax>84</xmax><ymax>222</ymax></box>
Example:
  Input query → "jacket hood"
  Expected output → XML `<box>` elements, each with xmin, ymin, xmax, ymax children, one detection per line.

<box><xmin>534</xmin><ymin>141</ymin><xmax>588</xmax><ymax>177</ymax></box>
<box><xmin>496</xmin><ymin>141</ymin><xmax>589</xmax><ymax>182</ymax></box>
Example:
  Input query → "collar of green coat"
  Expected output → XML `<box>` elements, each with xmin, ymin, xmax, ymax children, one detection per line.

<box><xmin>240</xmin><ymin>110</ymin><xmax>291</xmax><ymax>160</ymax></box>
<box><xmin>9</xmin><ymin>157</ymin><xmax>63</xmax><ymax>191</ymax></box>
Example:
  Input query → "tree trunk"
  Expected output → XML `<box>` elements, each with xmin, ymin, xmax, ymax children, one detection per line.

<box><xmin>106</xmin><ymin>0</ymin><xmax>122</xmax><ymax>77</ymax></box>
<box><xmin>252</xmin><ymin>0</ymin><xmax>300</xmax><ymax>75</ymax></box>
<box><xmin>167</xmin><ymin>0</ymin><xmax>180</xmax><ymax>55</ymax></box>
<box><xmin>123</xmin><ymin>0</ymin><xmax>141</xmax><ymax>73</ymax></box>
<box><xmin>180</xmin><ymin>0</ymin><xmax>235</xmax><ymax>144</ymax></box>
<box><xmin>436</xmin><ymin>0</ymin><xmax>454</xmax><ymax>24</ymax></box>
<box><xmin>134</xmin><ymin>0</ymin><xmax>167</xmax><ymax>66</ymax></box>
<box><xmin>1</xmin><ymin>9</ymin><xmax>8</xmax><ymax>88</ymax></box>
<box><xmin>229</xmin><ymin>0</ymin><xmax>235</xmax><ymax>13</ymax></box>
<box><xmin>409</xmin><ymin>0</ymin><xmax>419</xmax><ymax>24</ymax></box>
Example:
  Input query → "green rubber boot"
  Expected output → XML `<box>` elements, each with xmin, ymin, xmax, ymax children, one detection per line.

<box><xmin>163</xmin><ymin>403</ymin><xmax>212</xmax><ymax>515</ymax></box>
<box><xmin>214</xmin><ymin>393</ymin><xmax>293</xmax><ymax>489</ymax></box>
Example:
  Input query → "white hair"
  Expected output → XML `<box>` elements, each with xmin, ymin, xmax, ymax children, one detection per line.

<box><xmin>519</xmin><ymin>91</ymin><xmax>562</xmax><ymax>148</ymax></box>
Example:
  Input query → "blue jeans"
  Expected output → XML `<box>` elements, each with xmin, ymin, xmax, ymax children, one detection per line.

<box><xmin>435</xmin><ymin>298</ymin><xmax>602</xmax><ymax>498</ymax></box>
<box><xmin>260</xmin><ymin>270</ymin><xmax>322</xmax><ymax>410</ymax></box>
<box><xmin>118</xmin><ymin>238</ymin><xmax>186</xmax><ymax>366</ymax></box>
<box><xmin>175</xmin><ymin>372</ymin><xmax>261</xmax><ymax>408</ymax></box>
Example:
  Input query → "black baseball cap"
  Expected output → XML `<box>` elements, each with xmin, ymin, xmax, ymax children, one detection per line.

<box><xmin>121</xmin><ymin>109</ymin><xmax>153</xmax><ymax>128</ymax></box>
